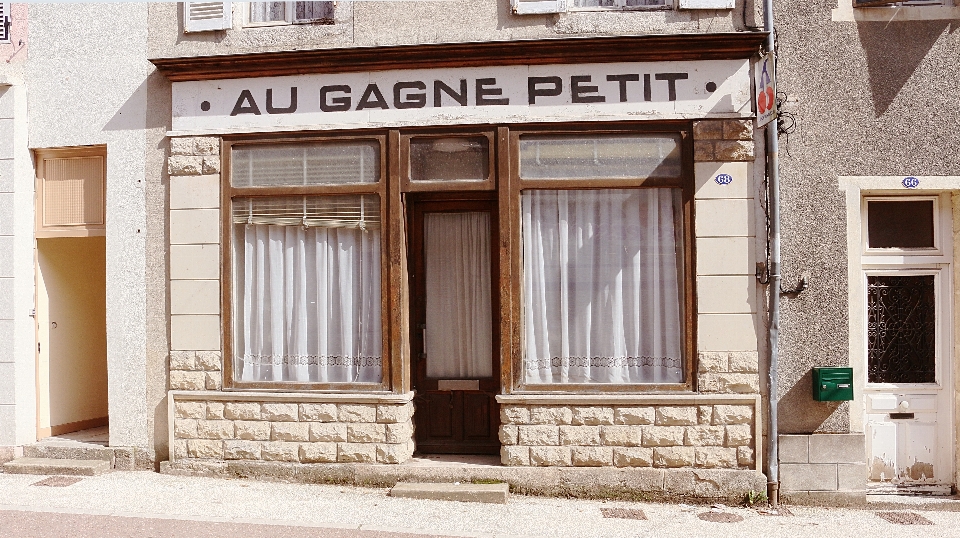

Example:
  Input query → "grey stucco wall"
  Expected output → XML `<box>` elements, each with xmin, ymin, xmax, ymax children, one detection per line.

<box><xmin>148</xmin><ymin>0</ymin><xmax>753</xmax><ymax>58</ymax></box>
<box><xmin>27</xmin><ymin>3</ymin><xmax>167</xmax><ymax>450</ymax></box>
<box><xmin>775</xmin><ymin>1</ymin><xmax>960</xmax><ymax>433</ymax></box>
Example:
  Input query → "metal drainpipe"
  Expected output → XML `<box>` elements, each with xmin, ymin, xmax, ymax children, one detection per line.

<box><xmin>762</xmin><ymin>0</ymin><xmax>781</xmax><ymax>509</ymax></box>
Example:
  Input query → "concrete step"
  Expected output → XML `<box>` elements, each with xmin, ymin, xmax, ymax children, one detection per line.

<box><xmin>2</xmin><ymin>457</ymin><xmax>111</xmax><ymax>476</ymax></box>
<box><xmin>390</xmin><ymin>482</ymin><xmax>509</xmax><ymax>504</ymax></box>
<box><xmin>23</xmin><ymin>444</ymin><xmax>114</xmax><ymax>462</ymax></box>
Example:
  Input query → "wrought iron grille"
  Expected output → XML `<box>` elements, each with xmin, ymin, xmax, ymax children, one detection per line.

<box><xmin>867</xmin><ymin>275</ymin><xmax>936</xmax><ymax>384</ymax></box>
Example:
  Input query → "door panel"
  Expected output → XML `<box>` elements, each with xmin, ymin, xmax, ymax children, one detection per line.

<box><xmin>864</xmin><ymin>272</ymin><xmax>952</xmax><ymax>493</ymax></box>
<box><xmin>410</xmin><ymin>199</ymin><xmax>500</xmax><ymax>455</ymax></box>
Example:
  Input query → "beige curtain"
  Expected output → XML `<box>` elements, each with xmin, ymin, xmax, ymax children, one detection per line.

<box><xmin>424</xmin><ymin>212</ymin><xmax>493</xmax><ymax>378</ymax></box>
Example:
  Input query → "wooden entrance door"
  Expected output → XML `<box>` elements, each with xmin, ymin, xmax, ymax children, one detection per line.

<box><xmin>410</xmin><ymin>199</ymin><xmax>500</xmax><ymax>454</ymax></box>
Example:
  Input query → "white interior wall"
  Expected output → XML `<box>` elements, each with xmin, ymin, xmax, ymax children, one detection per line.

<box><xmin>36</xmin><ymin>237</ymin><xmax>108</xmax><ymax>431</ymax></box>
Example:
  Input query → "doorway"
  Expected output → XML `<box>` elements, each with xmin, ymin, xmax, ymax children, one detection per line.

<box><xmin>34</xmin><ymin>147</ymin><xmax>108</xmax><ymax>440</ymax></box>
<box><xmin>861</xmin><ymin>195</ymin><xmax>954</xmax><ymax>494</ymax></box>
<box><xmin>409</xmin><ymin>197</ymin><xmax>501</xmax><ymax>454</ymax></box>
<box><xmin>36</xmin><ymin>237</ymin><xmax>108</xmax><ymax>438</ymax></box>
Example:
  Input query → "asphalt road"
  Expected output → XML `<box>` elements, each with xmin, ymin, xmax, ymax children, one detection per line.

<box><xmin>0</xmin><ymin>510</ymin><xmax>456</xmax><ymax>538</ymax></box>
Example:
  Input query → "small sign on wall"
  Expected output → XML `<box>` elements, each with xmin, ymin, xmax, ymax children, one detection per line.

<box><xmin>755</xmin><ymin>52</ymin><xmax>776</xmax><ymax>129</ymax></box>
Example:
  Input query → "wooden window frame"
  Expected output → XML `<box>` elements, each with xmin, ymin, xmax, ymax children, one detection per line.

<box><xmin>34</xmin><ymin>145</ymin><xmax>107</xmax><ymax>238</ymax></box>
<box><xmin>220</xmin><ymin>122</ymin><xmax>696</xmax><ymax>394</ymax></box>
<box><xmin>245</xmin><ymin>1</ymin><xmax>335</xmax><ymax>27</ymax></box>
<box><xmin>221</xmin><ymin>131</ymin><xmax>395</xmax><ymax>392</ymax></box>
<box><xmin>504</xmin><ymin>121</ymin><xmax>696</xmax><ymax>393</ymax></box>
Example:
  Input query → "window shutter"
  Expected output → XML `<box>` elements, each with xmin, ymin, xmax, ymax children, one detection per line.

<box><xmin>0</xmin><ymin>3</ymin><xmax>10</xmax><ymax>43</ymax></box>
<box><xmin>678</xmin><ymin>0</ymin><xmax>735</xmax><ymax>9</ymax></box>
<box><xmin>36</xmin><ymin>150</ymin><xmax>106</xmax><ymax>236</ymax></box>
<box><xmin>512</xmin><ymin>0</ymin><xmax>566</xmax><ymax>14</ymax></box>
<box><xmin>183</xmin><ymin>1</ymin><xmax>232</xmax><ymax>32</ymax></box>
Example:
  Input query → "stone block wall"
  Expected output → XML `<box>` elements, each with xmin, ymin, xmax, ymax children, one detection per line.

<box><xmin>698</xmin><ymin>351</ymin><xmax>760</xmax><ymax>393</ymax></box>
<box><xmin>170</xmin><ymin>396</ymin><xmax>415</xmax><ymax>464</ymax></box>
<box><xmin>169</xmin><ymin>350</ymin><xmax>223</xmax><ymax>391</ymax></box>
<box><xmin>498</xmin><ymin>401</ymin><xmax>757</xmax><ymax>470</ymax></box>
<box><xmin>779</xmin><ymin>433</ymin><xmax>866</xmax><ymax>505</ymax></box>
<box><xmin>693</xmin><ymin>119</ymin><xmax>755</xmax><ymax>162</ymax></box>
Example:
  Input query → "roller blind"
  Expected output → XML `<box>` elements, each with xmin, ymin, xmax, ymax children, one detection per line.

<box><xmin>232</xmin><ymin>195</ymin><xmax>380</xmax><ymax>230</ymax></box>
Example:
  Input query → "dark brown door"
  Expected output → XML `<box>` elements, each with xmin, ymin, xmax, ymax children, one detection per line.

<box><xmin>410</xmin><ymin>198</ymin><xmax>500</xmax><ymax>454</ymax></box>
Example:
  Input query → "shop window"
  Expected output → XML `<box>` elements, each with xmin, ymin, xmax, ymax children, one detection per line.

<box><xmin>226</xmin><ymin>138</ymin><xmax>386</xmax><ymax>389</ymax></box>
<box><xmin>515</xmin><ymin>132</ymin><xmax>688</xmax><ymax>387</ymax></box>
<box><xmin>247</xmin><ymin>1</ymin><xmax>333</xmax><ymax>25</ymax></box>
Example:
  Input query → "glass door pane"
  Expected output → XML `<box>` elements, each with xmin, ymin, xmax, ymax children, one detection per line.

<box><xmin>423</xmin><ymin>211</ymin><xmax>493</xmax><ymax>378</ymax></box>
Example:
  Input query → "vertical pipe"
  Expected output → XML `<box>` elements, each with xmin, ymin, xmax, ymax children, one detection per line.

<box><xmin>762</xmin><ymin>0</ymin><xmax>781</xmax><ymax>509</ymax></box>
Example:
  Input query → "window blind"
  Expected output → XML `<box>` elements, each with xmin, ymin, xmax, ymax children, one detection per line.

<box><xmin>232</xmin><ymin>195</ymin><xmax>380</xmax><ymax>230</ymax></box>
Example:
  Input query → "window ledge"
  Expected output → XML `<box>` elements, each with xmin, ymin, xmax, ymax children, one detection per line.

<box><xmin>170</xmin><ymin>389</ymin><xmax>414</xmax><ymax>404</ymax></box>
<box><xmin>833</xmin><ymin>3</ymin><xmax>960</xmax><ymax>21</ymax></box>
<box><xmin>497</xmin><ymin>393</ymin><xmax>759</xmax><ymax>405</ymax></box>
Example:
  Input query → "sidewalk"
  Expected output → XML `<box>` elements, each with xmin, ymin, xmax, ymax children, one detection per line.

<box><xmin>0</xmin><ymin>470</ymin><xmax>956</xmax><ymax>537</ymax></box>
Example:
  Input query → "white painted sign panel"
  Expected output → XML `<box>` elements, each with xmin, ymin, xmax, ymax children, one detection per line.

<box><xmin>171</xmin><ymin>60</ymin><xmax>751</xmax><ymax>134</ymax></box>
<box><xmin>754</xmin><ymin>52</ymin><xmax>776</xmax><ymax>128</ymax></box>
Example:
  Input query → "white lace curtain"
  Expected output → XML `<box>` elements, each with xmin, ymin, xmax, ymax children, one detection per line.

<box><xmin>233</xmin><ymin>222</ymin><xmax>382</xmax><ymax>383</ymax></box>
<box><xmin>424</xmin><ymin>212</ymin><xmax>493</xmax><ymax>378</ymax></box>
<box><xmin>522</xmin><ymin>188</ymin><xmax>683</xmax><ymax>384</ymax></box>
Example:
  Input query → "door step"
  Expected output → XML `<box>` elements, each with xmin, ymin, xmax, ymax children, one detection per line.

<box><xmin>390</xmin><ymin>481</ymin><xmax>509</xmax><ymax>504</ymax></box>
<box><xmin>23</xmin><ymin>443</ymin><xmax>114</xmax><ymax>462</ymax></box>
<box><xmin>2</xmin><ymin>457</ymin><xmax>111</xmax><ymax>476</ymax></box>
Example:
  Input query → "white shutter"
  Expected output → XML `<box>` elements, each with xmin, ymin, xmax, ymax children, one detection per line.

<box><xmin>0</xmin><ymin>3</ymin><xmax>10</xmax><ymax>43</ymax></box>
<box><xmin>183</xmin><ymin>2</ymin><xmax>232</xmax><ymax>32</ymax></box>
<box><xmin>678</xmin><ymin>0</ymin><xmax>735</xmax><ymax>9</ymax></box>
<box><xmin>512</xmin><ymin>0</ymin><xmax>566</xmax><ymax>14</ymax></box>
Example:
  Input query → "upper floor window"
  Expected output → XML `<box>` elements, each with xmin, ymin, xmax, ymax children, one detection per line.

<box><xmin>570</xmin><ymin>0</ymin><xmax>669</xmax><ymax>9</ymax></box>
<box><xmin>248</xmin><ymin>1</ymin><xmax>333</xmax><ymax>25</ymax></box>
<box><xmin>855</xmin><ymin>0</ymin><xmax>952</xmax><ymax>6</ymax></box>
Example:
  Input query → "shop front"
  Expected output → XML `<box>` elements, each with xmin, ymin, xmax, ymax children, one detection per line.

<box><xmin>154</xmin><ymin>34</ymin><xmax>767</xmax><ymax>479</ymax></box>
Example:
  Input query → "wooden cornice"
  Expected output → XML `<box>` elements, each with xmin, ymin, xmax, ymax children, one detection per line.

<box><xmin>151</xmin><ymin>33</ymin><xmax>768</xmax><ymax>82</ymax></box>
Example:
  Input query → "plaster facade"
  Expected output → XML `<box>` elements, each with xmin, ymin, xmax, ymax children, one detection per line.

<box><xmin>0</xmin><ymin>0</ymin><xmax>780</xmax><ymax>489</ymax></box>
<box><xmin>775</xmin><ymin>0</ymin><xmax>960</xmax><ymax>500</ymax></box>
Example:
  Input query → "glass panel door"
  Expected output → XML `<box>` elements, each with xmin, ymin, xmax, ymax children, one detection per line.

<box><xmin>410</xmin><ymin>199</ymin><xmax>500</xmax><ymax>455</ymax></box>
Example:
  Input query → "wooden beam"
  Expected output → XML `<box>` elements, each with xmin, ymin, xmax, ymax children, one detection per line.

<box><xmin>151</xmin><ymin>33</ymin><xmax>768</xmax><ymax>82</ymax></box>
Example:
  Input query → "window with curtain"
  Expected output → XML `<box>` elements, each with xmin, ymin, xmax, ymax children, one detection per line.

<box><xmin>230</xmin><ymin>140</ymin><xmax>383</xmax><ymax>385</ymax></box>
<box><xmin>518</xmin><ymin>132</ymin><xmax>685</xmax><ymax>385</ymax></box>
<box><xmin>522</xmin><ymin>189</ymin><xmax>683</xmax><ymax>384</ymax></box>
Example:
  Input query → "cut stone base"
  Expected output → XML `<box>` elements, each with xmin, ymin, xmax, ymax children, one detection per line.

<box><xmin>160</xmin><ymin>459</ymin><xmax>765</xmax><ymax>502</ymax></box>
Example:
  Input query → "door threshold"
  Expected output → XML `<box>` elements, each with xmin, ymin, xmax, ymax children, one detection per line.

<box><xmin>867</xmin><ymin>483</ymin><xmax>953</xmax><ymax>496</ymax></box>
<box><xmin>402</xmin><ymin>454</ymin><xmax>502</xmax><ymax>467</ymax></box>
